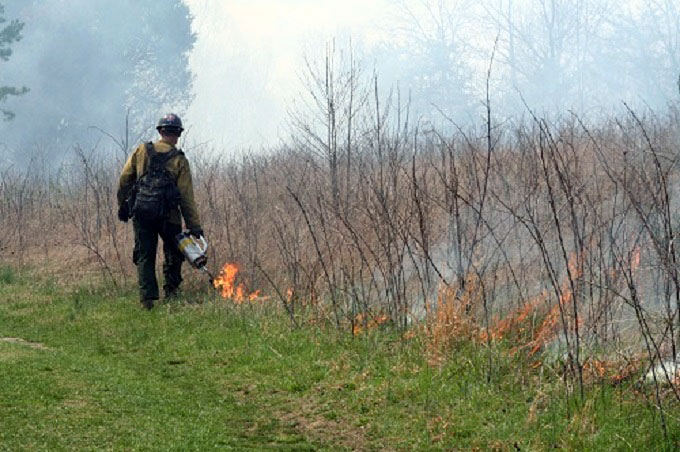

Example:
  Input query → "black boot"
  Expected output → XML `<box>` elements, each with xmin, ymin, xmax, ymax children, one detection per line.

<box><xmin>141</xmin><ymin>299</ymin><xmax>155</xmax><ymax>310</ymax></box>
<box><xmin>163</xmin><ymin>285</ymin><xmax>180</xmax><ymax>301</ymax></box>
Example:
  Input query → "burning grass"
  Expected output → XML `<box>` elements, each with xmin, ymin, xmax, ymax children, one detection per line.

<box><xmin>205</xmin><ymin>255</ymin><xmax>675</xmax><ymax>394</ymax></box>
<box><xmin>212</xmin><ymin>262</ymin><xmax>264</xmax><ymax>304</ymax></box>
<box><xmin>417</xmin><ymin>270</ymin><xmax>670</xmax><ymax>391</ymax></box>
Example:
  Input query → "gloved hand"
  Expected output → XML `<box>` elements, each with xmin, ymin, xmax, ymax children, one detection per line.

<box><xmin>117</xmin><ymin>203</ymin><xmax>130</xmax><ymax>223</ymax></box>
<box><xmin>189</xmin><ymin>226</ymin><xmax>204</xmax><ymax>238</ymax></box>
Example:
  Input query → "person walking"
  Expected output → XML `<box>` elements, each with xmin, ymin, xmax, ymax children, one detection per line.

<box><xmin>117</xmin><ymin>113</ymin><xmax>204</xmax><ymax>309</ymax></box>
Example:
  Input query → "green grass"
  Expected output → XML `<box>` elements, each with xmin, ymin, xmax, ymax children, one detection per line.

<box><xmin>0</xmin><ymin>265</ymin><xmax>15</xmax><ymax>285</ymax></box>
<box><xmin>0</xmin><ymin>272</ymin><xmax>678</xmax><ymax>450</ymax></box>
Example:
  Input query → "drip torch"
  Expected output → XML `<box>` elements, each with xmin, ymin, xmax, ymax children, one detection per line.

<box><xmin>175</xmin><ymin>232</ymin><xmax>216</xmax><ymax>284</ymax></box>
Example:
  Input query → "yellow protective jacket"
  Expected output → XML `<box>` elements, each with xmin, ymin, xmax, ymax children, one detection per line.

<box><xmin>117</xmin><ymin>139</ymin><xmax>202</xmax><ymax>229</ymax></box>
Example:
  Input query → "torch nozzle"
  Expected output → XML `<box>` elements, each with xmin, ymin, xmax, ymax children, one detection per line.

<box><xmin>200</xmin><ymin>266</ymin><xmax>216</xmax><ymax>284</ymax></box>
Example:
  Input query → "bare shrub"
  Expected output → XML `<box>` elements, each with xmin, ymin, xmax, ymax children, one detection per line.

<box><xmin>3</xmin><ymin>62</ymin><xmax>680</xmax><ymax>440</ymax></box>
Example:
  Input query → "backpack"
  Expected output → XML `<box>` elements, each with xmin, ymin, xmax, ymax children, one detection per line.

<box><xmin>131</xmin><ymin>142</ymin><xmax>182</xmax><ymax>224</ymax></box>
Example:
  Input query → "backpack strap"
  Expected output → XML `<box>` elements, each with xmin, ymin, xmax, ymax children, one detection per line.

<box><xmin>138</xmin><ymin>142</ymin><xmax>157</xmax><ymax>177</ymax></box>
<box><xmin>164</xmin><ymin>148</ymin><xmax>180</xmax><ymax>161</ymax></box>
<box><xmin>144</xmin><ymin>141</ymin><xmax>157</xmax><ymax>159</ymax></box>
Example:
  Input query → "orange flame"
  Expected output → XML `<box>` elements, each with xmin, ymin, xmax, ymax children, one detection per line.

<box><xmin>213</xmin><ymin>262</ymin><xmax>262</xmax><ymax>304</ymax></box>
<box><xmin>480</xmin><ymin>291</ymin><xmax>546</xmax><ymax>343</ymax></box>
<box><xmin>353</xmin><ymin>313</ymin><xmax>389</xmax><ymax>335</ymax></box>
<box><xmin>481</xmin><ymin>251</ymin><xmax>587</xmax><ymax>358</ymax></box>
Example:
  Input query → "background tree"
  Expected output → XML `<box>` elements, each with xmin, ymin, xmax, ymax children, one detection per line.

<box><xmin>612</xmin><ymin>0</ymin><xmax>680</xmax><ymax>105</ymax></box>
<box><xmin>481</xmin><ymin>0</ymin><xmax>615</xmax><ymax>113</ymax></box>
<box><xmin>0</xmin><ymin>0</ymin><xmax>195</xmax><ymax>161</ymax></box>
<box><xmin>371</xmin><ymin>0</ymin><xmax>479</xmax><ymax>123</ymax></box>
<box><xmin>375</xmin><ymin>0</ymin><xmax>680</xmax><ymax>121</ymax></box>
<box><xmin>0</xmin><ymin>2</ymin><xmax>28</xmax><ymax>121</ymax></box>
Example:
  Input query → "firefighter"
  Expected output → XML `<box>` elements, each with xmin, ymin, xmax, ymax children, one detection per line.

<box><xmin>117</xmin><ymin>113</ymin><xmax>204</xmax><ymax>309</ymax></box>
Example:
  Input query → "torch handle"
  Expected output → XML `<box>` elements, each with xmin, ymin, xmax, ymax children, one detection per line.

<box><xmin>200</xmin><ymin>266</ymin><xmax>216</xmax><ymax>285</ymax></box>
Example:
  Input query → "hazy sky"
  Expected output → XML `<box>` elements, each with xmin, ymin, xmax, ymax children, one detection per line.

<box><xmin>184</xmin><ymin>0</ymin><xmax>389</xmax><ymax>150</ymax></box>
<box><xmin>3</xmin><ymin>0</ymin><xmax>674</xmax><ymax>160</ymax></box>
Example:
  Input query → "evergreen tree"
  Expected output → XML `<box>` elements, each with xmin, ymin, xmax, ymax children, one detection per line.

<box><xmin>0</xmin><ymin>3</ymin><xmax>28</xmax><ymax>120</ymax></box>
<box><xmin>1</xmin><ymin>0</ymin><xmax>195</xmax><ymax>154</ymax></box>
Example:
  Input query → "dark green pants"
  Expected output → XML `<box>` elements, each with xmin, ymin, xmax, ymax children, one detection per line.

<box><xmin>133</xmin><ymin>220</ymin><xmax>183</xmax><ymax>303</ymax></box>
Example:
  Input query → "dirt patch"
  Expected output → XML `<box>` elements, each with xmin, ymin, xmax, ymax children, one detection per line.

<box><xmin>278</xmin><ymin>397</ymin><xmax>372</xmax><ymax>451</ymax></box>
<box><xmin>227</xmin><ymin>382</ymin><xmax>372</xmax><ymax>450</ymax></box>
<box><xmin>0</xmin><ymin>337</ymin><xmax>50</xmax><ymax>350</ymax></box>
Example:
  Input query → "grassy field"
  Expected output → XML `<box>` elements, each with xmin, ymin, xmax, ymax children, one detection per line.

<box><xmin>0</xmin><ymin>266</ymin><xmax>678</xmax><ymax>451</ymax></box>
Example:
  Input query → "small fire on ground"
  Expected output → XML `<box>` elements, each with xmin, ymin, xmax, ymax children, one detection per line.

<box><xmin>213</xmin><ymin>263</ymin><xmax>261</xmax><ymax>304</ymax></box>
